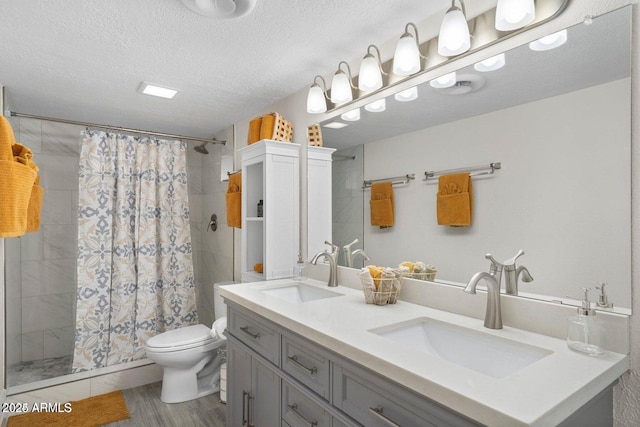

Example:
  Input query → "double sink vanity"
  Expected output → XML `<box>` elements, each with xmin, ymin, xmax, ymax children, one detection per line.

<box><xmin>220</xmin><ymin>274</ymin><xmax>629</xmax><ymax>426</ymax></box>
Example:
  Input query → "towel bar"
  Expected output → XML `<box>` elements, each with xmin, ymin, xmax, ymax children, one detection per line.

<box><xmin>424</xmin><ymin>162</ymin><xmax>501</xmax><ymax>180</ymax></box>
<box><xmin>362</xmin><ymin>174</ymin><xmax>415</xmax><ymax>189</ymax></box>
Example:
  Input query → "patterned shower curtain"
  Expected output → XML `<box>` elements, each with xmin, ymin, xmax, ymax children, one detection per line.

<box><xmin>73</xmin><ymin>130</ymin><xmax>198</xmax><ymax>372</ymax></box>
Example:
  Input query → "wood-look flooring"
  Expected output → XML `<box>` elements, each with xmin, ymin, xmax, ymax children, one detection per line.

<box><xmin>106</xmin><ymin>382</ymin><xmax>226</xmax><ymax>427</ymax></box>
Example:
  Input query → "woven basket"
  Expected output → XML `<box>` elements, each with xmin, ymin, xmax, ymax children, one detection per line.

<box><xmin>307</xmin><ymin>124</ymin><xmax>323</xmax><ymax>147</ymax></box>
<box><xmin>268</xmin><ymin>112</ymin><xmax>293</xmax><ymax>142</ymax></box>
<box><xmin>0</xmin><ymin>160</ymin><xmax>37</xmax><ymax>237</ymax></box>
<box><xmin>359</xmin><ymin>269</ymin><xmax>403</xmax><ymax>305</ymax></box>
<box><xmin>400</xmin><ymin>270</ymin><xmax>437</xmax><ymax>281</ymax></box>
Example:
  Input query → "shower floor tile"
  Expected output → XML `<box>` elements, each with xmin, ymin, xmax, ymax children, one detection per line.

<box><xmin>7</xmin><ymin>355</ymin><xmax>73</xmax><ymax>387</ymax></box>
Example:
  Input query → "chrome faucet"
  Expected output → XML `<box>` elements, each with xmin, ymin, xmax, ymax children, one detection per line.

<box><xmin>502</xmin><ymin>250</ymin><xmax>534</xmax><ymax>295</ymax></box>
<box><xmin>311</xmin><ymin>241</ymin><xmax>339</xmax><ymax>287</ymax></box>
<box><xmin>464</xmin><ymin>253</ymin><xmax>504</xmax><ymax>329</ymax></box>
<box><xmin>342</xmin><ymin>239</ymin><xmax>370</xmax><ymax>268</ymax></box>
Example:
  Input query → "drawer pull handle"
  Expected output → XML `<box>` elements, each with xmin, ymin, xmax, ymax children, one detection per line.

<box><xmin>240</xmin><ymin>326</ymin><xmax>261</xmax><ymax>339</ymax></box>
<box><xmin>369</xmin><ymin>405</ymin><xmax>401</xmax><ymax>427</ymax></box>
<box><xmin>288</xmin><ymin>355</ymin><xmax>318</xmax><ymax>375</ymax></box>
<box><xmin>288</xmin><ymin>403</ymin><xmax>318</xmax><ymax>427</ymax></box>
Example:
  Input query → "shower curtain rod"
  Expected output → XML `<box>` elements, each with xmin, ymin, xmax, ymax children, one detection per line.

<box><xmin>7</xmin><ymin>111</ymin><xmax>226</xmax><ymax>145</ymax></box>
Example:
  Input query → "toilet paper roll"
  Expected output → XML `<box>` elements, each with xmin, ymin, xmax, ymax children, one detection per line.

<box><xmin>212</xmin><ymin>317</ymin><xmax>227</xmax><ymax>340</ymax></box>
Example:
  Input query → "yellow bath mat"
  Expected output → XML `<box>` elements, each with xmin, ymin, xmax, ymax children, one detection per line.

<box><xmin>8</xmin><ymin>390</ymin><xmax>130</xmax><ymax>427</ymax></box>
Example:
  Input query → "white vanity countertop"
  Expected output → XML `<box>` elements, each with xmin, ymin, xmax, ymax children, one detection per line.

<box><xmin>220</xmin><ymin>278</ymin><xmax>629</xmax><ymax>427</ymax></box>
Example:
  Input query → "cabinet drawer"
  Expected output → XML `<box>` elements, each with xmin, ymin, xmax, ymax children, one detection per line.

<box><xmin>282</xmin><ymin>381</ymin><xmax>332</xmax><ymax>427</ymax></box>
<box><xmin>228</xmin><ymin>306</ymin><xmax>280</xmax><ymax>366</ymax></box>
<box><xmin>333</xmin><ymin>363</ymin><xmax>479</xmax><ymax>427</ymax></box>
<box><xmin>282</xmin><ymin>334</ymin><xmax>331</xmax><ymax>400</ymax></box>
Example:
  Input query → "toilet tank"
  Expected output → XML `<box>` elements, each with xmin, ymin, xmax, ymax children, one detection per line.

<box><xmin>213</xmin><ymin>281</ymin><xmax>237</xmax><ymax>320</ymax></box>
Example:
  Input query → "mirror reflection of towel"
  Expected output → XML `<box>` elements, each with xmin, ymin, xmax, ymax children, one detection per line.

<box><xmin>437</xmin><ymin>173</ymin><xmax>472</xmax><ymax>227</ymax></box>
<box><xmin>226</xmin><ymin>172</ymin><xmax>242</xmax><ymax>228</ymax></box>
<box><xmin>370</xmin><ymin>181</ymin><xmax>394</xmax><ymax>228</ymax></box>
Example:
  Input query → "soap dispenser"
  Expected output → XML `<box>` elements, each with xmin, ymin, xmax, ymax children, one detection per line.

<box><xmin>293</xmin><ymin>251</ymin><xmax>305</xmax><ymax>281</ymax></box>
<box><xmin>567</xmin><ymin>287</ymin><xmax>605</xmax><ymax>357</ymax></box>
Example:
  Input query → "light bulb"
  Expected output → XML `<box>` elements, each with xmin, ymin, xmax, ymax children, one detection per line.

<box><xmin>438</xmin><ymin>6</ymin><xmax>471</xmax><ymax>57</ymax></box>
<box><xmin>341</xmin><ymin>108</ymin><xmax>361</xmax><ymax>121</ymax></box>
<box><xmin>495</xmin><ymin>0</ymin><xmax>535</xmax><ymax>31</ymax></box>
<box><xmin>364</xmin><ymin>99</ymin><xmax>386</xmax><ymax>113</ymax></box>
<box><xmin>358</xmin><ymin>54</ymin><xmax>383</xmax><ymax>92</ymax></box>
<box><xmin>473</xmin><ymin>53</ymin><xmax>506</xmax><ymax>72</ymax></box>
<box><xmin>393</xmin><ymin>33</ymin><xmax>421</xmax><ymax>76</ymax></box>
<box><xmin>529</xmin><ymin>29</ymin><xmax>568</xmax><ymax>51</ymax></box>
<box><xmin>306</xmin><ymin>84</ymin><xmax>327</xmax><ymax>114</ymax></box>
<box><xmin>394</xmin><ymin>86</ymin><xmax>418</xmax><ymax>102</ymax></box>
<box><xmin>429</xmin><ymin>71</ymin><xmax>457</xmax><ymax>89</ymax></box>
<box><xmin>331</xmin><ymin>70</ymin><xmax>353</xmax><ymax>104</ymax></box>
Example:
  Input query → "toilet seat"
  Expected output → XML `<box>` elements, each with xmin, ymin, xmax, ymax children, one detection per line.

<box><xmin>146</xmin><ymin>324</ymin><xmax>218</xmax><ymax>353</ymax></box>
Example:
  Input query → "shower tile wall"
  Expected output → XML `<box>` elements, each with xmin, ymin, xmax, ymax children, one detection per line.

<box><xmin>5</xmin><ymin>118</ymin><xmax>81</xmax><ymax>365</ymax></box>
<box><xmin>187</xmin><ymin>128</ymin><xmax>235</xmax><ymax>328</ymax></box>
<box><xmin>5</xmin><ymin>118</ymin><xmax>234</xmax><ymax>372</ymax></box>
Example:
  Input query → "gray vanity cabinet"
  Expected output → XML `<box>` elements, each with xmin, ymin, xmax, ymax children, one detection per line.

<box><xmin>227</xmin><ymin>341</ymin><xmax>281</xmax><ymax>426</ymax></box>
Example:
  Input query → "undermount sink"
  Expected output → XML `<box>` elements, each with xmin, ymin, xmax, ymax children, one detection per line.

<box><xmin>370</xmin><ymin>317</ymin><xmax>552</xmax><ymax>379</ymax></box>
<box><xmin>260</xmin><ymin>282</ymin><xmax>343</xmax><ymax>303</ymax></box>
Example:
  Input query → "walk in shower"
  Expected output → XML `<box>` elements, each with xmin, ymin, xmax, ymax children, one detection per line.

<box><xmin>3</xmin><ymin>116</ymin><xmax>234</xmax><ymax>391</ymax></box>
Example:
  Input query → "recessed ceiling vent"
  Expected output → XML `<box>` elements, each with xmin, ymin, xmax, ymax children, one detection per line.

<box><xmin>434</xmin><ymin>74</ymin><xmax>485</xmax><ymax>96</ymax></box>
<box><xmin>180</xmin><ymin>0</ymin><xmax>257</xmax><ymax>19</ymax></box>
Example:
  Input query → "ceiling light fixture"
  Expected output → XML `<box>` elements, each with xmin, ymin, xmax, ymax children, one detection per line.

<box><xmin>438</xmin><ymin>0</ymin><xmax>471</xmax><ymax>57</ymax></box>
<box><xmin>180</xmin><ymin>0</ymin><xmax>257</xmax><ymax>19</ymax></box>
<box><xmin>529</xmin><ymin>29</ymin><xmax>568</xmax><ymax>51</ymax></box>
<box><xmin>364</xmin><ymin>98</ymin><xmax>386</xmax><ymax>113</ymax></box>
<box><xmin>138</xmin><ymin>82</ymin><xmax>179</xmax><ymax>99</ymax></box>
<box><xmin>304</xmin><ymin>0</ymin><xmax>568</xmax><ymax>115</ymax></box>
<box><xmin>306</xmin><ymin>75</ymin><xmax>328</xmax><ymax>114</ymax></box>
<box><xmin>323</xmin><ymin>121</ymin><xmax>349</xmax><ymax>129</ymax></box>
<box><xmin>341</xmin><ymin>108</ymin><xmax>361</xmax><ymax>121</ymax></box>
<box><xmin>495</xmin><ymin>0</ymin><xmax>536</xmax><ymax>31</ymax></box>
<box><xmin>429</xmin><ymin>71</ymin><xmax>457</xmax><ymax>89</ymax></box>
<box><xmin>473</xmin><ymin>53</ymin><xmax>506</xmax><ymax>72</ymax></box>
<box><xmin>394</xmin><ymin>86</ymin><xmax>418</xmax><ymax>102</ymax></box>
<box><xmin>392</xmin><ymin>23</ymin><xmax>423</xmax><ymax>76</ymax></box>
<box><xmin>358</xmin><ymin>45</ymin><xmax>388</xmax><ymax>93</ymax></box>
<box><xmin>331</xmin><ymin>61</ymin><xmax>356</xmax><ymax>105</ymax></box>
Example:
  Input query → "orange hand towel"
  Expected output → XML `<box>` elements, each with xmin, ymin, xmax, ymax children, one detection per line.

<box><xmin>226</xmin><ymin>172</ymin><xmax>242</xmax><ymax>228</ymax></box>
<box><xmin>253</xmin><ymin>263</ymin><xmax>264</xmax><ymax>274</ymax></box>
<box><xmin>437</xmin><ymin>173</ymin><xmax>473</xmax><ymax>226</ymax></box>
<box><xmin>0</xmin><ymin>116</ymin><xmax>15</xmax><ymax>161</ymax></box>
<box><xmin>370</xmin><ymin>181</ymin><xmax>394</xmax><ymax>228</ymax></box>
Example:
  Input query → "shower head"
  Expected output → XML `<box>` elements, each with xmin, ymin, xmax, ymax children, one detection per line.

<box><xmin>194</xmin><ymin>142</ymin><xmax>209</xmax><ymax>154</ymax></box>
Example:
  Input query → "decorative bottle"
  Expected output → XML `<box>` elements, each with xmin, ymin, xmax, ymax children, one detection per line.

<box><xmin>567</xmin><ymin>287</ymin><xmax>605</xmax><ymax>357</ymax></box>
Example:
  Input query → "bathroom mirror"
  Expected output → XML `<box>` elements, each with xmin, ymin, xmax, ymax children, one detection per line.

<box><xmin>323</xmin><ymin>6</ymin><xmax>632</xmax><ymax>311</ymax></box>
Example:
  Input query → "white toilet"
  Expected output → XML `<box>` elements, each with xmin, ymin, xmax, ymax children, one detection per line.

<box><xmin>145</xmin><ymin>281</ymin><xmax>236</xmax><ymax>403</ymax></box>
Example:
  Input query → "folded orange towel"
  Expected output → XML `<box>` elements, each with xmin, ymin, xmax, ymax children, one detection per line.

<box><xmin>254</xmin><ymin>263</ymin><xmax>264</xmax><ymax>274</ymax></box>
<box><xmin>226</xmin><ymin>172</ymin><xmax>242</xmax><ymax>228</ymax></box>
<box><xmin>259</xmin><ymin>113</ymin><xmax>276</xmax><ymax>140</ymax></box>
<box><xmin>26</xmin><ymin>176</ymin><xmax>44</xmax><ymax>233</ymax></box>
<box><xmin>0</xmin><ymin>117</ymin><xmax>38</xmax><ymax>237</ymax></box>
<box><xmin>370</xmin><ymin>181</ymin><xmax>394</xmax><ymax>228</ymax></box>
<box><xmin>437</xmin><ymin>173</ymin><xmax>473</xmax><ymax>226</ymax></box>
<box><xmin>247</xmin><ymin>117</ymin><xmax>262</xmax><ymax>145</ymax></box>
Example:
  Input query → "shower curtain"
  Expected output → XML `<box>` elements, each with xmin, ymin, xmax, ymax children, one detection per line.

<box><xmin>73</xmin><ymin>130</ymin><xmax>198</xmax><ymax>372</ymax></box>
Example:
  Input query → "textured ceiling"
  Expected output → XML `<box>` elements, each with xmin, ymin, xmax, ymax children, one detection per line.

<box><xmin>0</xmin><ymin>0</ymin><xmax>494</xmax><ymax>139</ymax></box>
